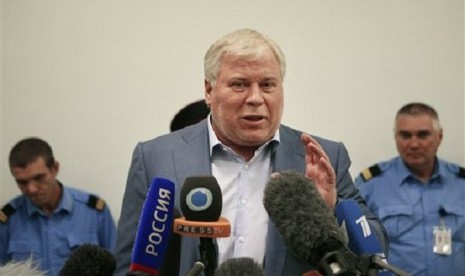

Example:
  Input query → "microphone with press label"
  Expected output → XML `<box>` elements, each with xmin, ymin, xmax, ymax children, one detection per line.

<box><xmin>128</xmin><ymin>177</ymin><xmax>176</xmax><ymax>276</ymax></box>
<box><xmin>173</xmin><ymin>176</ymin><xmax>231</xmax><ymax>276</ymax></box>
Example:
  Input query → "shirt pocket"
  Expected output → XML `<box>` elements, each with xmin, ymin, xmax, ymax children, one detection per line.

<box><xmin>440</xmin><ymin>203</ymin><xmax>465</xmax><ymax>243</ymax></box>
<box><xmin>7</xmin><ymin>240</ymin><xmax>41</xmax><ymax>261</ymax></box>
<box><xmin>378</xmin><ymin>205</ymin><xmax>414</xmax><ymax>241</ymax></box>
<box><xmin>57</xmin><ymin>232</ymin><xmax>99</xmax><ymax>257</ymax></box>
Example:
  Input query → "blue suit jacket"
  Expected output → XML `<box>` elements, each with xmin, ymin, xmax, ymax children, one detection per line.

<box><xmin>114</xmin><ymin>120</ymin><xmax>386</xmax><ymax>275</ymax></box>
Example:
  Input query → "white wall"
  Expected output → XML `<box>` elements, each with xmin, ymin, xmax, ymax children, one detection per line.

<box><xmin>1</xmin><ymin>0</ymin><xmax>464</xmax><ymax>222</ymax></box>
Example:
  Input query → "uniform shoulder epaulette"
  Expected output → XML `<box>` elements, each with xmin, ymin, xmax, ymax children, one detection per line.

<box><xmin>458</xmin><ymin>167</ymin><xmax>465</xmax><ymax>179</ymax></box>
<box><xmin>359</xmin><ymin>164</ymin><xmax>383</xmax><ymax>182</ymax></box>
<box><xmin>0</xmin><ymin>204</ymin><xmax>16</xmax><ymax>224</ymax></box>
<box><xmin>87</xmin><ymin>195</ymin><xmax>106</xmax><ymax>212</ymax></box>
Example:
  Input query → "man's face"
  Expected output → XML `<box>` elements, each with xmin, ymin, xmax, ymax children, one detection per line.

<box><xmin>11</xmin><ymin>157</ymin><xmax>60</xmax><ymax>208</ymax></box>
<box><xmin>205</xmin><ymin>50</ymin><xmax>284</xmax><ymax>152</ymax></box>
<box><xmin>395</xmin><ymin>114</ymin><xmax>442</xmax><ymax>172</ymax></box>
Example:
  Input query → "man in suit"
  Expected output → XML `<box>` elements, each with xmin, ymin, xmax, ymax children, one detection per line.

<box><xmin>114</xmin><ymin>28</ymin><xmax>387</xmax><ymax>275</ymax></box>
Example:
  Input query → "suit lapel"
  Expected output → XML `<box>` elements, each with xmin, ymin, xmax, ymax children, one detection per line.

<box><xmin>273</xmin><ymin>125</ymin><xmax>306</xmax><ymax>173</ymax></box>
<box><xmin>172</xmin><ymin>121</ymin><xmax>212</xmax><ymax>184</ymax></box>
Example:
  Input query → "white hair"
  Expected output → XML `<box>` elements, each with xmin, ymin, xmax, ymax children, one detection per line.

<box><xmin>0</xmin><ymin>259</ymin><xmax>46</xmax><ymax>276</ymax></box>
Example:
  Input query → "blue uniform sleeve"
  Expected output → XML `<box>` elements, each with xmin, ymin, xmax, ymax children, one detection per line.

<box><xmin>98</xmin><ymin>204</ymin><xmax>117</xmax><ymax>252</ymax></box>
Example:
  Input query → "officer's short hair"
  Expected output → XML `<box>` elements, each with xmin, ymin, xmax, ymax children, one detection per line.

<box><xmin>396</xmin><ymin>102</ymin><xmax>441</xmax><ymax>131</ymax></box>
<box><xmin>9</xmin><ymin>137</ymin><xmax>55</xmax><ymax>169</ymax></box>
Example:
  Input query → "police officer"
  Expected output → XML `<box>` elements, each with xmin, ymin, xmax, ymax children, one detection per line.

<box><xmin>355</xmin><ymin>102</ymin><xmax>465</xmax><ymax>276</ymax></box>
<box><xmin>0</xmin><ymin>137</ymin><xmax>116</xmax><ymax>276</ymax></box>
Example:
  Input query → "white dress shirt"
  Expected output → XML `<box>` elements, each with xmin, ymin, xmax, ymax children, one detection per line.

<box><xmin>207</xmin><ymin>116</ymin><xmax>279</xmax><ymax>266</ymax></box>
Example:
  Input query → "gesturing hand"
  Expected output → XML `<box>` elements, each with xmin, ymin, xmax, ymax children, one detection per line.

<box><xmin>301</xmin><ymin>133</ymin><xmax>337</xmax><ymax>208</ymax></box>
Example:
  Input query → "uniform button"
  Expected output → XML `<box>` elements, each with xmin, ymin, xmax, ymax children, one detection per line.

<box><xmin>238</xmin><ymin>236</ymin><xmax>245</xmax><ymax>243</ymax></box>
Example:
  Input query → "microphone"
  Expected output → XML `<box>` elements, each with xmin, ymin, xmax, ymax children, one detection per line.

<box><xmin>157</xmin><ymin>207</ymin><xmax>182</xmax><ymax>276</ymax></box>
<box><xmin>215</xmin><ymin>257</ymin><xmax>264</xmax><ymax>276</ymax></box>
<box><xmin>263</xmin><ymin>171</ymin><xmax>353</xmax><ymax>275</ymax></box>
<box><xmin>173</xmin><ymin>176</ymin><xmax>231</xmax><ymax>276</ymax></box>
<box><xmin>335</xmin><ymin>199</ymin><xmax>386</xmax><ymax>258</ymax></box>
<box><xmin>129</xmin><ymin>177</ymin><xmax>176</xmax><ymax>276</ymax></box>
<box><xmin>264</xmin><ymin>171</ymin><xmax>410</xmax><ymax>276</ymax></box>
<box><xmin>128</xmin><ymin>210</ymin><xmax>182</xmax><ymax>276</ymax></box>
<box><xmin>58</xmin><ymin>244</ymin><xmax>116</xmax><ymax>276</ymax></box>
<box><xmin>336</xmin><ymin>200</ymin><xmax>412</xmax><ymax>276</ymax></box>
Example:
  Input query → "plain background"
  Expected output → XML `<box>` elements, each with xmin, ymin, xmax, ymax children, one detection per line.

<box><xmin>1</xmin><ymin>0</ymin><xmax>464</xmax><ymax>223</ymax></box>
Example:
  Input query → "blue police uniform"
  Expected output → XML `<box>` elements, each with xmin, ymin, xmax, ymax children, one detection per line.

<box><xmin>355</xmin><ymin>157</ymin><xmax>465</xmax><ymax>276</ymax></box>
<box><xmin>0</xmin><ymin>184</ymin><xmax>117</xmax><ymax>276</ymax></box>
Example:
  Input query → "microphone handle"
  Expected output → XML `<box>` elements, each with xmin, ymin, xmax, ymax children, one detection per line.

<box><xmin>199</xmin><ymin>237</ymin><xmax>217</xmax><ymax>276</ymax></box>
<box><xmin>368</xmin><ymin>256</ymin><xmax>411</xmax><ymax>276</ymax></box>
<box><xmin>185</xmin><ymin>237</ymin><xmax>218</xmax><ymax>276</ymax></box>
<box><xmin>185</xmin><ymin>261</ymin><xmax>205</xmax><ymax>276</ymax></box>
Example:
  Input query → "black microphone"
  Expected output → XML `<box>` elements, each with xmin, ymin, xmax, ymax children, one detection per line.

<box><xmin>173</xmin><ymin>176</ymin><xmax>231</xmax><ymax>276</ymax></box>
<box><xmin>263</xmin><ymin>171</ymin><xmax>360</xmax><ymax>276</ymax></box>
<box><xmin>157</xmin><ymin>207</ymin><xmax>182</xmax><ymax>276</ymax></box>
<box><xmin>58</xmin><ymin>244</ymin><xmax>116</xmax><ymax>276</ymax></box>
<box><xmin>215</xmin><ymin>257</ymin><xmax>264</xmax><ymax>276</ymax></box>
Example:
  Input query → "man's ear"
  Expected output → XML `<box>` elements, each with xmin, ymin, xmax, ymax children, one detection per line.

<box><xmin>205</xmin><ymin>80</ymin><xmax>212</xmax><ymax>106</ymax></box>
<box><xmin>51</xmin><ymin>161</ymin><xmax>60</xmax><ymax>176</ymax></box>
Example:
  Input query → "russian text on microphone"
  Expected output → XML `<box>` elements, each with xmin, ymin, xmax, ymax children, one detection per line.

<box><xmin>146</xmin><ymin>188</ymin><xmax>172</xmax><ymax>257</ymax></box>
